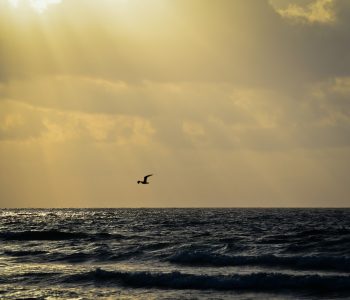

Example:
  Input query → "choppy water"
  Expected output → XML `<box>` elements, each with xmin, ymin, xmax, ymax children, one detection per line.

<box><xmin>0</xmin><ymin>208</ymin><xmax>349</xmax><ymax>299</ymax></box>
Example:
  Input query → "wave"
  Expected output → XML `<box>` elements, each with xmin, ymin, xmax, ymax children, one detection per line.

<box><xmin>4</xmin><ymin>248</ymin><xmax>144</xmax><ymax>263</ymax></box>
<box><xmin>285</xmin><ymin>236</ymin><xmax>350</xmax><ymax>253</ymax></box>
<box><xmin>4</xmin><ymin>250</ymin><xmax>46</xmax><ymax>257</ymax></box>
<box><xmin>168</xmin><ymin>251</ymin><xmax>350</xmax><ymax>272</ymax></box>
<box><xmin>0</xmin><ymin>271</ymin><xmax>61</xmax><ymax>285</ymax></box>
<box><xmin>0</xmin><ymin>230</ymin><xmax>125</xmax><ymax>241</ymax></box>
<box><xmin>65</xmin><ymin>268</ymin><xmax>350</xmax><ymax>292</ymax></box>
<box><xmin>296</xmin><ymin>228</ymin><xmax>350</xmax><ymax>237</ymax></box>
<box><xmin>261</xmin><ymin>228</ymin><xmax>350</xmax><ymax>245</ymax></box>
<box><xmin>48</xmin><ymin>248</ymin><xmax>144</xmax><ymax>263</ymax></box>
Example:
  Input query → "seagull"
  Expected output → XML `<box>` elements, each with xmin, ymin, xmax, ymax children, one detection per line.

<box><xmin>137</xmin><ymin>174</ymin><xmax>153</xmax><ymax>184</ymax></box>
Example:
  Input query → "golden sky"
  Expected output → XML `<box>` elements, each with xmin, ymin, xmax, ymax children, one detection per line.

<box><xmin>1</xmin><ymin>0</ymin><xmax>350</xmax><ymax>207</ymax></box>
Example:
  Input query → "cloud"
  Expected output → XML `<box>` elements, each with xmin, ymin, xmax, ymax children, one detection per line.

<box><xmin>308</xmin><ymin>76</ymin><xmax>350</xmax><ymax>121</ymax></box>
<box><xmin>0</xmin><ymin>100</ymin><xmax>45</xmax><ymax>140</ymax></box>
<box><xmin>0</xmin><ymin>97</ymin><xmax>156</xmax><ymax>144</ymax></box>
<box><xmin>1</xmin><ymin>75</ymin><xmax>250</xmax><ymax>121</ymax></box>
<box><xmin>2</xmin><ymin>74</ymin><xmax>350</xmax><ymax>150</ymax></box>
<box><xmin>271</xmin><ymin>0</ymin><xmax>336</xmax><ymax>24</ymax></box>
<box><xmin>2</xmin><ymin>75</ymin><xmax>157</xmax><ymax>116</ymax></box>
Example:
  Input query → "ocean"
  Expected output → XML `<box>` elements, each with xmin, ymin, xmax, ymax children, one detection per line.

<box><xmin>0</xmin><ymin>208</ymin><xmax>349</xmax><ymax>299</ymax></box>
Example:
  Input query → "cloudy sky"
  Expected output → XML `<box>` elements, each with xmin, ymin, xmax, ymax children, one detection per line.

<box><xmin>0</xmin><ymin>0</ymin><xmax>349</xmax><ymax>207</ymax></box>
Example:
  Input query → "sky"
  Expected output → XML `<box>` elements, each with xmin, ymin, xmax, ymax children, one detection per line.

<box><xmin>0</xmin><ymin>0</ymin><xmax>350</xmax><ymax>207</ymax></box>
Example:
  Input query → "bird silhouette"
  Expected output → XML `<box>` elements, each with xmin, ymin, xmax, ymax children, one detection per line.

<box><xmin>137</xmin><ymin>174</ymin><xmax>153</xmax><ymax>184</ymax></box>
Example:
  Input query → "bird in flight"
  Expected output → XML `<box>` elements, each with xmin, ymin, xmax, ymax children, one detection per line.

<box><xmin>137</xmin><ymin>174</ymin><xmax>153</xmax><ymax>184</ymax></box>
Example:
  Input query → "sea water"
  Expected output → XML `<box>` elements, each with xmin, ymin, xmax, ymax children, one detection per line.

<box><xmin>0</xmin><ymin>208</ymin><xmax>349</xmax><ymax>299</ymax></box>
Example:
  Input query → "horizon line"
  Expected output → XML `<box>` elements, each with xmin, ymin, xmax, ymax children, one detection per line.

<box><xmin>1</xmin><ymin>207</ymin><xmax>350</xmax><ymax>209</ymax></box>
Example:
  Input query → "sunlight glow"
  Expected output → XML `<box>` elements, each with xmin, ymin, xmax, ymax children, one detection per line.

<box><xmin>8</xmin><ymin>0</ymin><xmax>61</xmax><ymax>13</ymax></box>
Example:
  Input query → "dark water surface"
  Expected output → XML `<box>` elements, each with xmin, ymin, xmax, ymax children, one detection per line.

<box><xmin>0</xmin><ymin>208</ymin><xmax>349</xmax><ymax>299</ymax></box>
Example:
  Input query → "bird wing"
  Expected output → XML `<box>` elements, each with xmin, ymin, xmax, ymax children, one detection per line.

<box><xmin>144</xmin><ymin>174</ymin><xmax>153</xmax><ymax>180</ymax></box>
